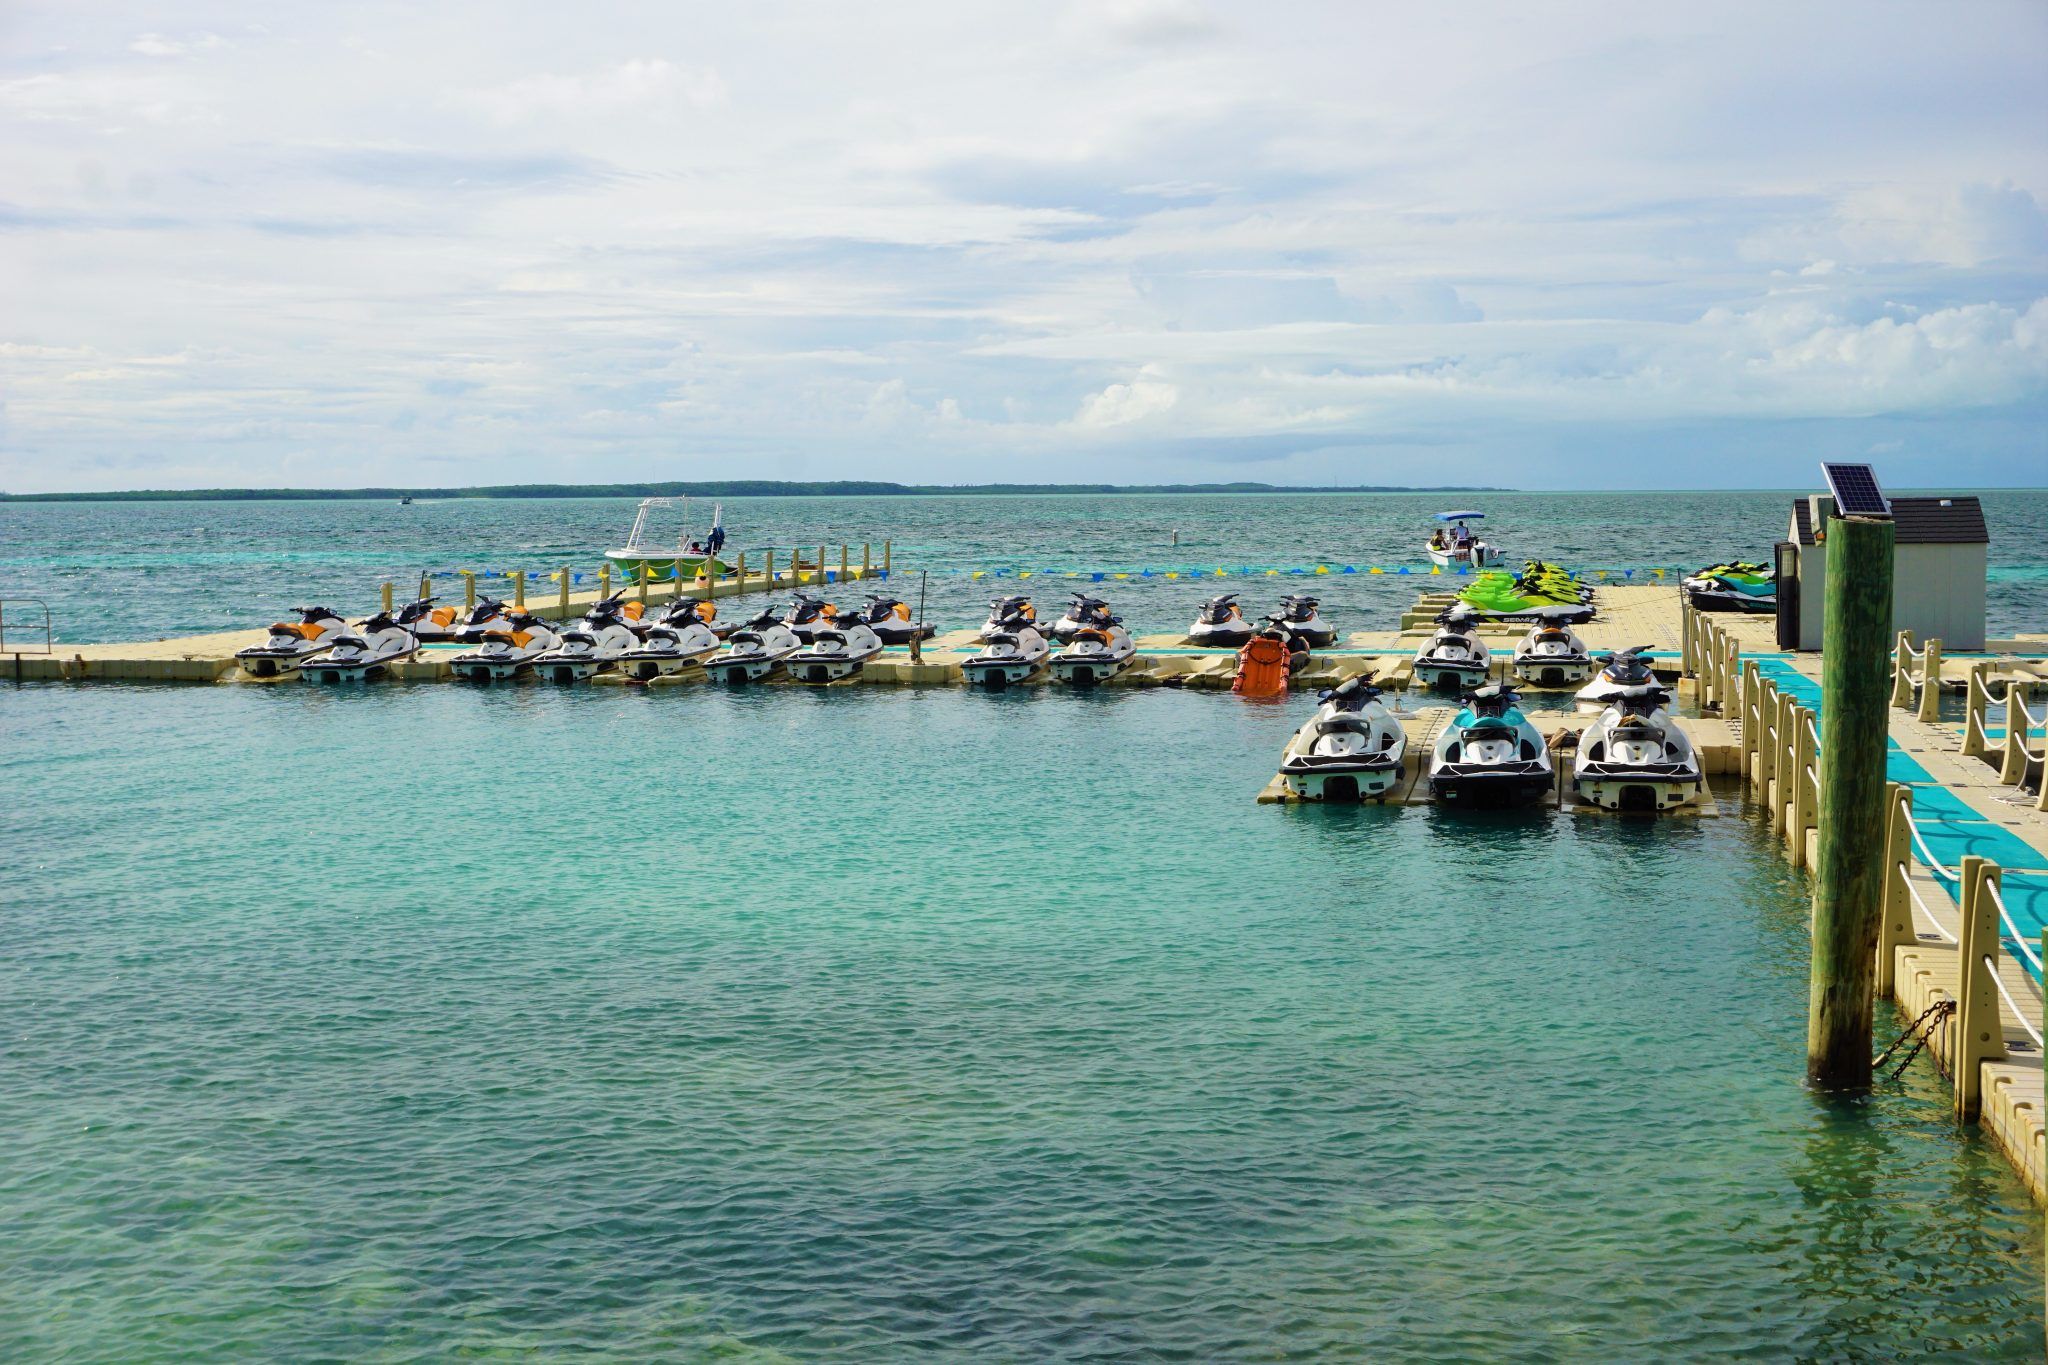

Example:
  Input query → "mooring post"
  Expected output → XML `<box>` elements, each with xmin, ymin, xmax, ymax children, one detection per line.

<box><xmin>512</xmin><ymin>570</ymin><xmax>525</xmax><ymax>609</ymax></box>
<box><xmin>381</xmin><ymin>581</ymin><xmax>394</xmax><ymax>613</ymax></box>
<box><xmin>883</xmin><ymin>540</ymin><xmax>892</xmax><ymax>577</ymax></box>
<box><xmin>1806</xmin><ymin>512</ymin><xmax>1896</xmax><ymax>1089</ymax></box>
<box><xmin>460</xmin><ymin>570</ymin><xmax>477</xmax><ymax>610</ymax></box>
<box><xmin>1874</xmin><ymin>784</ymin><xmax>1914</xmax><ymax>997</ymax></box>
<box><xmin>817</xmin><ymin>544</ymin><xmax>827</xmax><ymax>586</ymax></box>
<box><xmin>558</xmin><ymin>566</ymin><xmax>570</xmax><ymax>619</ymax></box>
<box><xmin>419</xmin><ymin>573</ymin><xmax>431</xmax><ymax>603</ymax></box>
<box><xmin>840</xmin><ymin>544</ymin><xmax>849</xmax><ymax>582</ymax></box>
<box><xmin>1953</xmin><ymin>856</ymin><xmax>2006</xmax><ymax>1121</ymax></box>
<box><xmin>1681</xmin><ymin>598</ymin><xmax>1695</xmax><ymax>679</ymax></box>
<box><xmin>638</xmin><ymin>566</ymin><xmax>650</xmax><ymax>606</ymax></box>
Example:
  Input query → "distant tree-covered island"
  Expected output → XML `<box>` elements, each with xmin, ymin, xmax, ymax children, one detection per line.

<box><xmin>2</xmin><ymin>480</ymin><xmax>1507</xmax><ymax>502</ymax></box>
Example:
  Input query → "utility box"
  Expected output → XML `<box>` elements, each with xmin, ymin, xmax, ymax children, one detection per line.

<box><xmin>1785</xmin><ymin>492</ymin><xmax>1988</xmax><ymax>650</ymax></box>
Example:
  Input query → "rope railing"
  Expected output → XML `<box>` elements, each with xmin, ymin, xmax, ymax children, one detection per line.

<box><xmin>1982</xmin><ymin>955</ymin><xmax>2045</xmax><ymax>1049</ymax></box>
<box><xmin>1985</xmin><ymin>879</ymin><xmax>2045</xmax><ymax>979</ymax></box>
<box><xmin>1902</xmin><ymin>867</ymin><xmax>1960</xmax><ymax>943</ymax></box>
<box><xmin>1889</xmin><ymin>633</ymin><xmax>1943</xmax><ymax>720</ymax></box>
<box><xmin>1903</xmin><ymin>810</ymin><xmax>1961</xmax><ymax>883</ymax></box>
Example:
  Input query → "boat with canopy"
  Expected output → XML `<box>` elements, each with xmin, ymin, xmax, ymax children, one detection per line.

<box><xmin>605</xmin><ymin>497</ymin><xmax>732</xmax><ymax>583</ymax></box>
<box><xmin>1425</xmin><ymin>510</ymin><xmax>1498</xmax><ymax>568</ymax></box>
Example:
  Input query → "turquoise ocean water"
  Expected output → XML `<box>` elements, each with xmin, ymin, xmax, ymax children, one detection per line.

<box><xmin>3</xmin><ymin>492</ymin><xmax>2046</xmax><ymax>1358</ymax></box>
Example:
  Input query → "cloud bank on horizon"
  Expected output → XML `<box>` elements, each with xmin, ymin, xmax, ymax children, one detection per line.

<box><xmin>1</xmin><ymin>0</ymin><xmax>2044</xmax><ymax>492</ymax></box>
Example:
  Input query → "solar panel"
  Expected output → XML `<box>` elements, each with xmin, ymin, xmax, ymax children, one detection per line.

<box><xmin>1821</xmin><ymin>462</ymin><xmax>1891</xmax><ymax>518</ymax></box>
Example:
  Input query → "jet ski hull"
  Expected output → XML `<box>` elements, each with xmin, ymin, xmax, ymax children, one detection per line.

<box><xmin>963</xmin><ymin>658</ymin><xmax>1045</xmax><ymax>690</ymax></box>
<box><xmin>1513</xmin><ymin>656</ymin><xmax>1594</xmax><ymax>688</ymax></box>
<box><xmin>869</xmin><ymin>624</ymin><xmax>934</xmax><ymax>646</ymax></box>
<box><xmin>1048</xmin><ymin>651</ymin><xmax>1132</xmax><ymax>688</ymax></box>
<box><xmin>1413</xmin><ymin>660</ymin><xmax>1490</xmax><ymax>692</ymax></box>
<box><xmin>1428</xmin><ymin>762</ymin><xmax>1553</xmax><ymax>807</ymax></box>
<box><xmin>705</xmin><ymin>651</ymin><xmax>791</xmax><ymax>683</ymax></box>
<box><xmin>450</xmin><ymin>653</ymin><xmax>533</xmax><ymax>682</ymax></box>
<box><xmin>788</xmin><ymin>648</ymin><xmax>881</xmax><ymax>684</ymax></box>
<box><xmin>1188</xmin><ymin>626</ymin><xmax>1254</xmax><ymax>649</ymax></box>
<box><xmin>299</xmin><ymin>651</ymin><xmax>412</xmax><ymax>684</ymax></box>
<box><xmin>235</xmin><ymin>647</ymin><xmax>327</xmax><ymax>678</ymax></box>
<box><xmin>1684</xmin><ymin>584</ymin><xmax>1776</xmax><ymax>614</ymax></box>
<box><xmin>1572</xmin><ymin>764</ymin><xmax>1703</xmax><ymax>813</ymax></box>
<box><xmin>1279</xmin><ymin>753</ymin><xmax>1402</xmax><ymax>801</ymax></box>
<box><xmin>616</xmin><ymin>649</ymin><xmax>716</xmax><ymax>681</ymax></box>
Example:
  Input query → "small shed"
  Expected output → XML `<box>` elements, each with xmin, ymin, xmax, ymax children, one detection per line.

<box><xmin>1783</xmin><ymin>492</ymin><xmax>1988</xmax><ymax>650</ymax></box>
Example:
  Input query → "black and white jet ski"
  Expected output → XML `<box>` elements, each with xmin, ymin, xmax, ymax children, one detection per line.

<box><xmin>704</xmin><ymin>609</ymin><xmax>803</xmax><ymax>684</ymax></box>
<box><xmin>787</xmin><ymin>616</ymin><xmax>886</xmax><ymax>683</ymax></box>
<box><xmin>1275</xmin><ymin>595</ymin><xmax>1337</xmax><ymax>648</ymax></box>
<box><xmin>978</xmin><ymin>595</ymin><xmax>1036</xmax><ymax>642</ymax></box>
<box><xmin>1278</xmin><ymin>673</ymin><xmax>1407</xmax><ymax>802</ymax></box>
<box><xmin>1411</xmin><ymin>604</ymin><xmax>1493</xmax><ymax>692</ymax></box>
<box><xmin>299</xmin><ymin>611</ymin><xmax>419</xmax><ymax>684</ymax></box>
<box><xmin>1428</xmin><ymin>683</ymin><xmax>1554</xmax><ymax>807</ymax></box>
<box><xmin>614</xmin><ymin>599</ymin><xmax>722</xmax><ymax>680</ymax></box>
<box><xmin>394</xmin><ymin>595</ymin><xmax>465</xmax><ymax>644</ymax></box>
<box><xmin>1189</xmin><ymin>594</ymin><xmax>1255</xmax><ymax>648</ymax></box>
<box><xmin>1048</xmin><ymin>616</ymin><xmax>1135</xmax><ymax>687</ymax></box>
<box><xmin>532</xmin><ymin>595</ymin><xmax>642</xmax><ymax>683</ymax></box>
<box><xmin>782</xmin><ymin>592</ymin><xmax>840</xmax><ymax>644</ymax></box>
<box><xmin>1510</xmin><ymin>609</ymin><xmax>1596</xmax><ymax>689</ymax></box>
<box><xmin>1046</xmin><ymin>593</ymin><xmax>1115</xmax><ymax>644</ymax></box>
<box><xmin>963</xmin><ymin>610</ymin><xmax>1050</xmax><ymax>689</ymax></box>
<box><xmin>236</xmin><ymin>605</ymin><xmax>349</xmax><ymax>677</ymax></box>
<box><xmin>1572</xmin><ymin>682</ymin><xmax>1704</xmax><ymax>813</ymax></box>
<box><xmin>854</xmin><ymin>594</ymin><xmax>932</xmax><ymax>646</ymax></box>
<box><xmin>1573</xmin><ymin>645</ymin><xmax>1659</xmax><ymax>715</ymax></box>
<box><xmin>448</xmin><ymin>611</ymin><xmax>561</xmax><ymax>682</ymax></box>
<box><xmin>447</xmin><ymin>597</ymin><xmax>520</xmax><ymax>647</ymax></box>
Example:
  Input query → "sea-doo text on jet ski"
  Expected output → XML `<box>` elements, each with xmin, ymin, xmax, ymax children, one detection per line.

<box><xmin>1048</xmin><ymin>616</ymin><xmax>1135</xmax><ymax>687</ymax></box>
<box><xmin>1510</xmin><ymin>610</ymin><xmax>1596</xmax><ymax>688</ymax></box>
<box><xmin>448</xmin><ymin>611</ymin><xmax>561</xmax><ymax>682</ymax></box>
<box><xmin>787</xmin><ymin>617</ymin><xmax>886</xmax><ymax>684</ymax></box>
<box><xmin>1189</xmin><ymin>594</ymin><xmax>1255</xmax><ymax>649</ymax></box>
<box><xmin>1412</xmin><ymin>605</ymin><xmax>1493</xmax><ymax>692</ymax></box>
<box><xmin>1428</xmin><ymin>684</ymin><xmax>1554</xmax><ymax>807</ymax></box>
<box><xmin>1572</xmin><ymin>683</ymin><xmax>1704</xmax><ymax>813</ymax></box>
<box><xmin>299</xmin><ymin>612</ymin><xmax>419</xmax><ymax>684</ymax></box>
<box><xmin>704</xmin><ymin>609</ymin><xmax>802</xmax><ymax>684</ymax></box>
<box><xmin>235</xmin><ymin>605</ymin><xmax>348</xmax><ymax>677</ymax></box>
<box><xmin>1278</xmin><ymin>674</ymin><xmax>1407</xmax><ymax>802</ymax></box>
<box><xmin>963</xmin><ymin>611</ymin><xmax>1050</xmax><ymax>690</ymax></box>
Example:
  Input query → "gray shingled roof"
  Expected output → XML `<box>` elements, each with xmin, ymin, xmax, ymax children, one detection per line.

<box><xmin>1792</xmin><ymin>495</ymin><xmax>1988</xmax><ymax>546</ymax></box>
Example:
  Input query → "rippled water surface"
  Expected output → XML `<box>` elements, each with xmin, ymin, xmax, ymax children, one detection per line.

<box><xmin>2</xmin><ymin>682</ymin><xmax>2041</xmax><ymax>1359</ymax></box>
<box><xmin>4</xmin><ymin>488</ymin><xmax>2044</xmax><ymax>643</ymax></box>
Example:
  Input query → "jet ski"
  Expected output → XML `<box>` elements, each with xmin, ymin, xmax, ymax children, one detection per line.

<box><xmin>614</xmin><ymin>599</ymin><xmax>722</xmax><ymax>680</ymax></box>
<box><xmin>1572</xmin><ymin>682</ymin><xmax>1704</xmax><ymax>813</ymax></box>
<box><xmin>1278</xmin><ymin>673</ymin><xmax>1407</xmax><ymax>802</ymax></box>
<box><xmin>854</xmin><ymin>594</ymin><xmax>933</xmax><ymax>646</ymax></box>
<box><xmin>1573</xmin><ymin>645</ymin><xmax>1659</xmax><ymax>715</ymax></box>
<box><xmin>1189</xmin><ymin>593</ymin><xmax>1255</xmax><ymax>649</ymax></box>
<box><xmin>299</xmin><ymin>611</ymin><xmax>419</xmax><ymax>684</ymax></box>
<box><xmin>1411</xmin><ymin>605</ymin><xmax>1493</xmax><ymax>692</ymax></box>
<box><xmin>1428</xmin><ymin>683</ymin><xmax>1554</xmax><ymax>807</ymax></box>
<box><xmin>787</xmin><ymin>617</ymin><xmax>886</xmax><ymax>684</ymax></box>
<box><xmin>962</xmin><ymin>610</ymin><xmax>1049</xmax><ymax>690</ymax></box>
<box><xmin>978</xmin><ymin>595</ymin><xmax>1036</xmax><ymax>642</ymax></box>
<box><xmin>1459</xmin><ymin>561</ymin><xmax>1595</xmax><ymax>623</ymax></box>
<box><xmin>531</xmin><ymin>594</ymin><xmax>642</xmax><ymax>683</ymax></box>
<box><xmin>1048</xmin><ymin>616</ymin><xmax>1135</xmax><ymax>687</ymax></box>
<box><xmin>447</xmin><ymin>597</ymin><xmax>521</xmax><ymax>647</ymax></box>
<box><xmin>1683</xmin><ymin>561</ymin><xmax>1776</xmax><ymax>614</ymax></box>
<box><xmin>235</xmin><ymin>605</ymin><xmax>349</xmax><ymax>677</ymax></box>
<box><xmin>448</xmin><ymin>611</ymin><xmax>561</xmax><ymax>682</ymax></box>
<box><xmin>1275</xmin><ymin>594</ymin><xmax>1337</xmax><ymax>648</ymax></box>
<box><xmin>1046</xmin><ymin>593</ymin><xmax>1115</xmax><ymax>644</ymax></box>
<box><xmin>704</xmin><ymin>609</ymin><xmax>803</xmax><ymax>684</ymax></box>
<box><xmin>783</xmin><ymin>592</ymin><xmax>840</xmax><ymax>644</ymax></box>
<box><xmin>394</xmin><ymin>595</ymin><xmax>464</xmax><ymax>643</ymax></box>
<box><xmin>1510</xmin><ymin>609</ymin><xmax>1595</xmax><ymax>688</ymax></box>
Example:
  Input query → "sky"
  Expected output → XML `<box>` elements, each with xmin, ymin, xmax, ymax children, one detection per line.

<box><xmin>1</xmin><ymin>1</ymin><xmax>2045</xmax><ymax>493</ymax></box>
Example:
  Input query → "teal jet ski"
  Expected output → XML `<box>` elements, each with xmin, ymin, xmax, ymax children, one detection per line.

<box><xmin>1428</xmin><ymin>683</ymin><xmax>1554</xmax><ymax>807</ymax></box>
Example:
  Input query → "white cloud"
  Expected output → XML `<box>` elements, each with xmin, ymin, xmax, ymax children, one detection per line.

<box><xmin>129</xmin><ymin>32</ymin><xmax>221</xmax><ymax>59</ymax></box>
<box><xmin>453</xmin><ymin>59</ymin><xmax>727</xmax><ymax>123</ymax></box>
<box><xmin>1076</xmin><ymin>373</ymin><xmax>1180</xmax><ymax>427</ymax></box>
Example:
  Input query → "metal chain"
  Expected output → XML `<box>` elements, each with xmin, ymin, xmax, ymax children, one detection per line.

<box><xmin>1872</xmin><ymin>998</ymin><xmax>1956</xmax><ymax>1081</ymax></box>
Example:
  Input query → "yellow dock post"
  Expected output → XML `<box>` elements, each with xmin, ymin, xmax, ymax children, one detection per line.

<box><xmin>1873</xmin><ymin>784</ymin><xmax>1913</xmax><ymax>997</ymax></box>
<box><xmin>381</xmin><ymin>582</ymin><xmax>394</xmax><ymax>613</ymax></box>
<box><xmin>765</xmin><ymin>548</ymin><xmax>775</xmax><ymax>589</ymax></box>
<box><xmin>862</xmin><ymin>542</ymin><xmax>871</xmax><ymax>575</ymax></box>
<box><xmin>883</xmin><ymin>540</ymin><xmax>892</xmax><ymax>576</ymax></box>
<box><xmin>559</xmin><ymin>566</ymin><xmax>570</xmax><ymax>619</ymax></box>
<box><xmin>419</xmin><ymin>573</ymin><xmax>431</xmax><ymax>603</ymax></box>
<box><xmin>460</xmin><ymin>571</ymin><xmax>477</xmax><ymax>609</ymax></box>
<box><xmin>1917</xmin><ymin>639</ymin><xmax>1942</xmax><ymax>724</ymax></box>
<box><xmin>817</xmin><ymin>545</ymin><xmax>827</xmax><ymax>588</ymax></box>
<box><xmin>599</xmin><ymin>566</ymin><xmax>611</xmax><ymax>601</ymax></box>
<box><xmin>1952</xmin><ymin>856</ymin><xmax>2006</xmax><ymax>1121</ymax></box>
<box><xmin>514</xmin><ymin>571</ymin><xmax>526</xmax><ymax>609</ymax></box>
<box><xmin>637</xmin><ymin>566</ymin><xmax>650</xmax><ymax>606</ymax></box>
<box><xmin>840</xmin><ymin>543</ymin><xmax>849</xmax><ymax>583</ymax></box>
<box><xmin>1890</xmin><ymin>631</ymin><xmax>1916</xmax><ymax>710</ymax></box>
<box><xmin>735</xmin><ymin>551</ymin><xmax>746</xmax><ymax>592</ymax></box>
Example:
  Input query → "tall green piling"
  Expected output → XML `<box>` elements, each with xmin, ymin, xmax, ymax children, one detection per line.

<box><xmin>1806</xmin><ymin>513</ymin><xmax>1896</xmax><ymax>1088</ymax></box>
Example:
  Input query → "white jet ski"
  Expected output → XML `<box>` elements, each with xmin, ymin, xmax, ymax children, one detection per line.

<box><xmin>235</xmin><ymin>605</ymin><xmax>349</xmax><ymax>677</ymax></box>
<box><xmin>1278</xmin><ymin>673</ymin><xmax>1407</xmax><ymax>802</ymax></box>
<box><xmin>299</xmin><ymin>611</ymin><xmax>419</xmax><ymax>684</ymax></box>
<box><xmin>978</xmin><ymin>595</ymin><xmax>1037</xmax><ymax>643</ymax></box>
<box><xmin>1275</xmin><ymin>594</ymin><xmax>1337</xmax><ymax>648</ymax></box>
<box><xmin>615</xmin><ymin>599</ymin><xmax>721</xmax><ymax>680</ymax></box>
<box><xmin>448</xmin><ymin>611</ymin><xmax>561</xmax><ymax>682</ymax></box>
<box><xmin>1427</xmin><ymin>683</ymin><xmax>1554</xmax><ymax>807</ymax></box>
<box><xmin>446</xmin><ymin>597</ymin><xmax>521</xmax><ymax>647</ymax></box>
<box><xmin>1048</xmin><ymin>617</ymin><xmax>1135</xmax><ymax>687</ymax></box>
<box><xmin>1189</xmin><ymin>593</ymin><xmax>1255</xmax><ymax>648</ymax></box>
<box><xmin>1511</xmin><ymin>609</ymin><xmax>1596</xmax><ymax>689</ymax></box>
<box><xmin>532</xmin><ymin>594</ymin><xmax>642</xmax><ymax>683</ymax></box>
<box><xmin>963</xmin><ymin>611</ymin><xmax>1049</xmax><ymax>690</ymax></box>
<box><xmin>705</xmin><ymin>609</ymin><xmax>803</xmax><ymax>684</ymax></box>
<box><xmin>1573</xmin><ymin>645</ymin><xmax>1659</xmax><ymax>715</ymax></box>
<box><xmin>1572</xmin><ymin>682</ymin><xmax>1704</xmax><ymax>814</ymax></box>
<box><xmin>782</xmin><ymin>592</ymin><xmax>840</xmax><ymax>644</ymax></box>
<box><xmin>853</xmin><ymin>594</ymin><xmax>933</xmax><ymax>646</ymax></box>
<box><xmin>787</xmin><ymin>618</ymin><xmax>886</xmax><ymax>684</ymax></box>
<box><xmin>1046</xmin><ymin>593</ymin><xmax>1115</xmax><ymax>644</ymax></box>
<box><xmin>393</xmin><ymin>595</ymin><xmax>465</xmax><ymax>644</ymax></box>
<box><xmin>1412</xmin><ymin>604</ymin><xmax>1493</xmax><ymax>692</ymax></box>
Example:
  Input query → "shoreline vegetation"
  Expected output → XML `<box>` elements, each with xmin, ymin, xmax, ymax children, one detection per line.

<box><xmin>0</xmin><ymin>480</ymin><xmax>1506</xmax><ymax>504</ymax></box>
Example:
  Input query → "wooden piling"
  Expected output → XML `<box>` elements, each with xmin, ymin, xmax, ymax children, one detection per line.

<box><xmin>1805</xmin><ymin>513</ymin><xmax>1896</xmax><ymax>1089</ymax></box>
<box><xmin>381</xmin><ymin>581</ymin><xmax>394</xmax><ymax>613</ymax></box>
<box><xmin>599</xmin><ymin>566</ymin><xmax>611</xmax><ymax>601</ymax></box>
<box><xmin>840</xmin><ymin>543</ymin><xmax>849</xmax><ymax>583</ymax></box>
<box><xmin>883</xmin><ymin>540</ymin><xmax>892</xmax><ymax>576</ymax></box>
<box><xmin>558</xmin><ymin>567</ymin><xmax>570</xmax><ymax>620</ymax></box>
<box><xmin>514</xmin><ymin>571</ymin><xmax>526</xmax><ymax>609</ymax></box>
<box><xmin>419</xmin><ymin>573</ymin><xmax>431</xmax><ymax>604</ymax></box>
<box><xmin>460</xmin><ymin>571</ymin><xmax>477</xmax><ymax>610</ymax></box>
